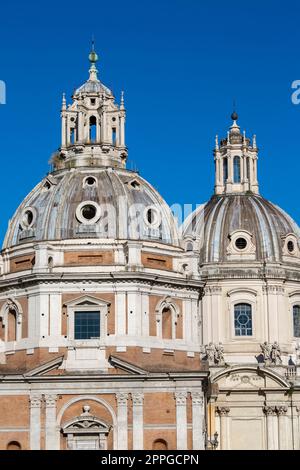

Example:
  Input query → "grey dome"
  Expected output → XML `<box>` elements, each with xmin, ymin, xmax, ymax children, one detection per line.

<box><xmin>75</xmin><ymin>80</ymin><xmax>112</xmax><ymax>96</ymax></box>
<box><xmin>4</xmin><ymin>167</ymin><xmax>179</xmax><ymax>248</ymax></box>
<box><xmin>183</xmin><ymin>194</ymin><xmax>300</xmax><ymax>263</ymax></box>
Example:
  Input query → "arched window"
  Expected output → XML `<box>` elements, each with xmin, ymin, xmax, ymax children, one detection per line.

<box><xmin>8</xmin><ymin>309</ymin><xmax>17</xmax><ymax>342</ymax></box>
<box><xmin>234</xmin><ymin>303</ymin><xmax>252</xmax><ymax>336</ymax></box>
<box><xmin>223</xmin><ymin>158</ymin><xmax>228</xmax><ymax>183</ymax></box>
<box><xmin>233</xmin><ymin>156</ymin><xmax>241</xmax><ymax>183</ymax></box>
<box><xmin>186</xmin><ymin>242</ymin><xmax>193</xmax><ymax>252</ymax></box>
<box><xmin>89</xmin><ymin>116</ymin><xmax>97</xmax><ymax>142</ymax></box>
<box><xmin>152</xmin><ymin>439</ymin><xmax>168</xmax><ymax>450</ymax></box>
<box><xmin>7</xmin><ymin>441</ymin><xmax>22</xmax><ymax>450</ymax></box>
<box><xmin>162</xmin><ymin>307</ymin><xmax>173</xmax><ymax>339</ymax></box>
<box><xmin>293</xmin><ymin>305</ymin><xmax>300</xmax><ymax>337</ymax></box>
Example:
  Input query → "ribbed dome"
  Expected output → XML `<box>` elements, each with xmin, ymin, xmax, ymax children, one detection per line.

<box><xmin>75</xmin><ymin>79</ymin><xmax>112</xmax><ymax>96</ymax></box>
<box><xmin>3</xmin><ymin>167</ymin><xmax>179</xmax><ymax>248</ymax></box>
<box><xmin>183</xmin><ymin>194</ymin><xmax>300</xmax><ymax>263</ymax></box>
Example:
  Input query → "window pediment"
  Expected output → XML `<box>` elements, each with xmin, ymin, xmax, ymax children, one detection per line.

<box><xmin>64</xmin><ymin>295</ymin><xmax>111</xmax><ymax>308</ymax></box>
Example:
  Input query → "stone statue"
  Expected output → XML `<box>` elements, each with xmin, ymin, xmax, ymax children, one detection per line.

<box><xmin>215</xmin><ymin>342</ymin><xmax>225</xmax><ymax>365</ymax></box>
<box><xmin>205</xmin><ymin>342</ymin><xmax>216</xmax><ymax>364</ymax></box>
<box><xmin>203</xmin><ymin>342</ymin><xmax>225</xmax><ymax>365</ymax></box>
<box><xmin>260</xmin><ymin>341</ymin><xmax>282</xmax><ymax>365</ymax></box>
<box><xmin>270</xmin><ymin>341</ymin><xmax>282</xmax><ymax>365</ymax></box>
<box><xmin>260</xmin><ymin>341</ymin><xmax>271</xmax><ymax>365</ymax></box>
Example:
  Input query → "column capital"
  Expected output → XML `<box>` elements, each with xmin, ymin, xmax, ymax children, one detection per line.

<box><xmin>191</xmin><ymin>391</ymin><xmax>204</xmax><ymax>406</ymax></box>
<box><xmin>263</xmin><ymin>405</ymin><xmax>276</xmax><ymax>416</ymax></box>
<box><xmin>29</xmin><ymin>394</ymin><xmax>43</xmax><ymax>408</ymax></box>
<box><xmin>116</xmin><ymin>392</ymin><xmax>129</xmax><ymax>406</ymax></box>
<box><xmin>45</xmin><ymin>394</ymin><xmax>58</xmax><ymax>408</ymax></box>
<box><xmin>276</xmin><ymin>405</ymin><xmax>288</xmax><ymax>416</ymax></box>
<box><xmin>175</xmin><ymin>391</ymin><xmax>188</xmax><ymax>405</ymax></box>
<box><xmin>132</xmin><ymin>392</ymin><xmax>144</xmax><ymax>406</ymax></box>
<box><xmin>216</xmin><ymin>406</ymin><xmax>230</xmax><ymax>417</ymax></box>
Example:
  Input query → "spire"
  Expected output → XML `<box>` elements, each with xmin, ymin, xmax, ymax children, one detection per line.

<box><xmin>120</xmin><ymin>90</ymin><xmax>125</xmax><ymax>110</ymax></box>
<box><xmin>62</xmin><ymin>92</ymin><xmax>66</xmax><ymax>111</ymax></box>
<box><xmin>88</xmin><ymin>39</ymin><xmax>99</xmax><ymax>81</ymax></box>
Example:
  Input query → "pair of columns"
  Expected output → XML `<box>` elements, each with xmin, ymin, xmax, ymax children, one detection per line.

<box><xmin>29</xmin><ymin>394</ymin><xmax>58</xmax><ymax>450</ymax></box>
<box><xmin>117</xmin><ymin>390</ymin><xmax>205</xmax><ymax>451</ymax></box>
<box><xmin>116</xmin><ymin>392</ymin><xmax>144</xmax><ymax>450</ymax></box>
<box><xmin>263</xmin><ymin>405</ymin><xmax>289</xmax><ymax>450</ymax></box>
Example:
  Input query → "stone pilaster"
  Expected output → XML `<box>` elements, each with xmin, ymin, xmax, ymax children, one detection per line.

<box><xmin>263</xmin><ymin>406</ymin><xmax>277</xmax><ymax>450</ymax></box>
<box><xmin>191</xmin><ymin>391</ymin><xmax>205</xmax><ymax>450</ymax></box>
<box><xmin>45</xmin><ymin>394</ymin><xmax>58</xmax><ymax>450</ymax></box>
<box><xmin>132</xmin><ymin>392</ymin><xmax>144</xmax><ymax>450</ymax></box>
<box><xmin>29</xmin><ymin>394</ymin><xmax>42</xmax><ymax>450</ymax></box>
<box><xmin>116</xmin><ymin>392</ymin><xmax>128</xmax><ymax>450</ymax></box>
<box><xmin>175</xmin><ymin>391</ymin><xmax>188</xmax><ymax>450</ymax></box>
<box><xmin>216</xmin><ymin>407</ymin><xmax>230</xmax><ymax>450</ymax></box>
<box><xmin>277</xmin><ymin>406</ymin><xmax>289</xmax><ymax>450</ymax></box>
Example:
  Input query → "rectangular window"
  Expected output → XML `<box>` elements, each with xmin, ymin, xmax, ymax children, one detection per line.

<box><xmin>293</xmin><ymin>305</ymin><xmax>300</xmax><ymax>337</ymax></box>
<box><xmin>234</xmin><ymin>303</ymin><xmax>252</xmax><ymax>336</ymax></box>
<box><xmin>74</xmin><ymin>311</ymin><xmax>100</xmax><ymax>340</ymax></box>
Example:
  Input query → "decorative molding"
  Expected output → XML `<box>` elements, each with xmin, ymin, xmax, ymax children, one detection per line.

<box><xmin>45</xmin><ymin>394</ymin><xmax>58</xmax><ymax>408</ymax></box>
<box><xmin>191</xmin><ymin>391</ymin><xmax>203</xmax><ymax>406</ymax></box>
<box><xmin>276</xmin><ymin>406</ymin><xmax>288</xmax><ymax>416</ymax></box>
<box><xmin>29</xmin><ymin>394</ymin><xmax>42</xmax><ymax>408</ymax></box>
<box><xmin>216</xmin><ymin>406</ymin><xmax>230</xmax><ymax>417</ymax></box>
<box><xmin>132</xmin><ymin>392</ymin><xmax>144</xmax><ymax>406</ymax></box>
<box><xmin>116</xmin><ymin>392</ymin><xmax>129</xmax><ymax>406</ymax></box>
<box><xmin>263</xmin><ymin>406</ymin><xmax>276</xmax><ymax>416</ymax></box>
<box><xmin>174</xmin><ymin>391</ymin><xmax>188</xmax><ymax>405</ymax></box>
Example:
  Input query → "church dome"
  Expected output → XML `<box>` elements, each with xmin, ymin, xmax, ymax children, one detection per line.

<box><xmin>183</xmin><ymin>115</ymin><xmax>300</xmax><ymax>264</ymax></box>
<box><xmin>183</xmin><ymin>194</ymin><xmax>300</xmax><ymax>263</ymax></box>
<box><xmin>3</xmin><ymin>167</ymin><xmax>179</xmax><ymax>249</ymax></box>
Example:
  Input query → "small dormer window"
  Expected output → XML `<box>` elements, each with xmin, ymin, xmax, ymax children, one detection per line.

<box><xmin>90</xmin><ymin>98</ymin><xmax>96</xmax><ymax>105</ymax></box>
<box><xmin>288</xmin><ymin>241</ymin><xmax>295</xmax><ymax>253</ymax></box>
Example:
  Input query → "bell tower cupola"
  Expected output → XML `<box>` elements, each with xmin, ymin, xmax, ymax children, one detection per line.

<box><xmin>58</xmin><ymin>43</ymin><xmax>128</xmax><ymax>170</ymax></box>
<box><xmin>214</xmin><ymin>113</ymin><xmax>259</xmax><ymax>195</ymax></box>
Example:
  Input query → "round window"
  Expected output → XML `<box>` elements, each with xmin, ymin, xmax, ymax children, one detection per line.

<box><xmin>81</xmin><ymin>204</ymin><xmax>96</xmax><ymax>220</ymax></box>
<box><xmin>235</xmin><ymin>237</ymin><xmax>247</xmax><ymax>250</ymax></box>
<box><xmin>84</xmin><ymin>176</ymin><xmax>97</xmax><ymax>186</ymax></box>
<box><xmin>21</xmin><ymin>208</ymin><xmax>36</xmax><ymax>229</ymax></box>
<box><xmin>287</xmin><ymin>240</ymin><xmax>295</xmax><ymax>253</ymax></box>
<box><xmin>143</xmin><ymin>206</ymin><xmax>161</xmax><ymax>229</ymax></box>
<box><xmin>76</xmin><ymin>201</ymin><xmax>101</xmax><ymax>225</ymax></box>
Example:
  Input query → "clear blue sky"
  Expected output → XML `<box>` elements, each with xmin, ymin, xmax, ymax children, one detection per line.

<box><xmin>0</xmin><ymin>0</ymin><xmax>300</xmax><ymax>243</ymax></box>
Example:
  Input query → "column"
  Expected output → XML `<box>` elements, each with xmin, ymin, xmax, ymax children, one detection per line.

<box><xmin>132</xmin><ymin>392</ymin><xmax>144</xmax><ymax>450</ymax></box>
<box><xmin>45</xmin><ymin>394</ymin><xmax>59</xmax><ymax>450</ymax></box>
<box><xmin>29</xmin><ymin>394</ymin><xmax>42</xmax><ymax>450</ymax></box>
<box><xmin>78</xmin><ymin>111</ymin><xmax>83</xmax><ymax>143</ymax></box>
<box><xmin>216</xmin><ymin>407</ymin><xmax>230</xmax><ymax>450</ymax></box>
<box><xmin>61</xmin><ymin>114</ymin><xmax>67</xmax><ymax>147</ymax></box>
<box><xmin>175</xmin><ymin>391</ymin><xmax>188</xmax><ymax>450</ymax></box>
<box><xmin>191</xmin><ymin>391</ymin><xmax>205</xmax><ymax>450</ymax></box>
<box><xmin>295</xmin><ymin>407</ymin><xmax>300</xmax><ymax>450</ymax></box>
<box><xmin>263</xmin><ymin>406</ymin><xmax>277</xmax><ymax>450</ymax></box>
<box><xmin>120</xmin><ymin>113</ymin><xmax>125</xmax><ymax>147</ymax></box>
<box><xmin>116</xmin><ymin>393</ymin><xmax>128</xmax><ymax>450</ymax></box>
<box><xmin>277</xmin><ymin>406</ymin><xmax>289</xmax><ymax>450</ymax></box>
<box><xmin>102</xmin><ymin>106</ymin><xmax>107</xmax><ymax>143</ymax></box>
